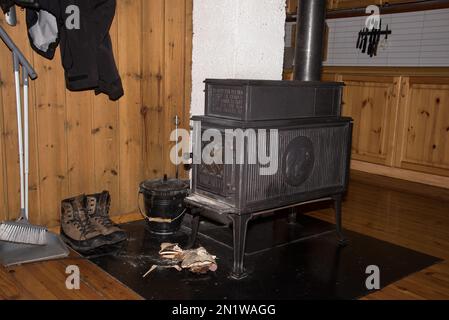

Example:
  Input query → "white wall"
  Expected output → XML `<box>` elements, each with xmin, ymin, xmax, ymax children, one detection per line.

<box><xmin>191</xmin><ymin>0</ymin><xmax>286</xmax><ymax>115</ymax></box>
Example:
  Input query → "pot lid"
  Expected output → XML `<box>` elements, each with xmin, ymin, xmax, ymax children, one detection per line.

<box><xmin>140</xmin><ymin>175</ymin><xmax>190</xmax><ymax>193</ymax></box>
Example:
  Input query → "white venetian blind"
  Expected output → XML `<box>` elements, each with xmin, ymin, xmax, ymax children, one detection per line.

<box><xmin>325</xmin><ymin>8</ymin><xmax>449</xmax><ymax>67</ymax></box>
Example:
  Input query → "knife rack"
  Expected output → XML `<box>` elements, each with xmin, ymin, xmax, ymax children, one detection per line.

<box><xmin>356</xmin><ymin>20</ymin><xmax>392</xmax><ymax>58</ymax></box>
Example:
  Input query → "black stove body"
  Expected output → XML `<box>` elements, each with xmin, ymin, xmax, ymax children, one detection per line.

<box><xmin>187</xmin><ymin>79</ymin><xmax>353</xmax><ymax>278</ymax></box>
<box><xmin>192</xmin><ymin>80</ymin><xmax>352</xmax><ymax>214</ymax></box>
<box><xmin>186</xmin><ymin>0</ymin><xmax>353</xmax><ymax>279</ymax></box>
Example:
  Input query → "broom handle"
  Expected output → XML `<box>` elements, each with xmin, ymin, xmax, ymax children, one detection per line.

<box><xmin>13</xmin><ymin>53</ymin><xmax>26</xmax><ymax>219</ymax></box>
<box><xmin>23</xmin><ymin>70</ymin><xmax>29</xmax><ymax>221</ymax></box>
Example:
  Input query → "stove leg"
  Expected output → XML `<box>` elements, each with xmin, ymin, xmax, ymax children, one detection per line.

<box><xmin>333</xmin><ymin>194</ymin><xmax>348</xmax><ymax>246</ymax></box>
<box><xmin>186</xmin><ymin>209</ymin><xmax>201</xmax><ymax>249</ymax></box>
<box><xmin>229</xmin><ymin>214</ymin><xmax>252</xmax><ymax>280</ymax></box>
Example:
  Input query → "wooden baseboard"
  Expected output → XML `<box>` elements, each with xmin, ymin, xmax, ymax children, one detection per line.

<box><xmin>351</xmin><ymin>160</ymin><xmax>449</xmax><ymax>190</ymax></box>
<box><xmin>111</xmin><ymin>212</ymin><xmax>144</xmax><ymax>225</ymax></box>
<box><xmin>48</xmin><ymin>164</ymin><xmax>448</xmax><ymax>234</ymax></box>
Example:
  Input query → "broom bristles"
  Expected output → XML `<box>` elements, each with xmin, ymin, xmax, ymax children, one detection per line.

<box><xmin>0</xmin><ymin>221</ymin><xmax>48</xmax><ymax>246</ymax></box>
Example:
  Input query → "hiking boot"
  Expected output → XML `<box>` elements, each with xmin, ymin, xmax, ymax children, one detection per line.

<box><xmin>60</xmin><ymin>195</ymin><xmax>108</xmax><ymax>252</ymax></box>
<box><xmin>86</xmin><ymin>191</ymin><xmax>128</xmax><ymax>245</ymax></box>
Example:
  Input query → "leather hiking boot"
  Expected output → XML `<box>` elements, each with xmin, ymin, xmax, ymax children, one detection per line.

<box><xmin>86</xmin><ymin>191</ymin><xmax>128</xmax><ymax>245</ymax></box>
<box><xmin>60</xmin><ymin>195</ymin><xmax>108</xmax><ymax>252</ymax></box>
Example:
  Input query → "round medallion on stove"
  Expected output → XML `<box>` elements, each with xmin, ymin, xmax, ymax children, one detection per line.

<box><xmin>283</xmin><ymin>136</ymin><xmax>315</xmax><ymax>187</ymax></box>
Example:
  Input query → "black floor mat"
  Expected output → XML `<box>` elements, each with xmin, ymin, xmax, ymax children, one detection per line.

<box><xmin>86</xmin><ymin>215</ymin><xmax>441</xmax><ymax>300</ymax></box>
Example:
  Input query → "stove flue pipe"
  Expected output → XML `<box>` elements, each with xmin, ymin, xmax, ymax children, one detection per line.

<box><xmin>294</xmin><ymin>0</ymin><xmax>327</xmax><ymax>82</ymax></box>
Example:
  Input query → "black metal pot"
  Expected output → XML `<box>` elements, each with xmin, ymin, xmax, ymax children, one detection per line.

<box><xmin>139</xmin><ymin>176</ymin><xmax>190</xmax><ymax>235</ymax></box>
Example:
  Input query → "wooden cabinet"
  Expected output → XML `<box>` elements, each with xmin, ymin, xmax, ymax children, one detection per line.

<box><xmin>318</xmin><ymin>68</ymin><xmax>449</xmax><ymax>187</ymax></box>
<box><xmin>396</xmin><ymin>77</ymin><xmax>449</xmax><ymax>177</ymax></box>
<box><xmin>340</xmin><ymin>75</ymin><xmax>400</xmax><ymax>166</ymax></box>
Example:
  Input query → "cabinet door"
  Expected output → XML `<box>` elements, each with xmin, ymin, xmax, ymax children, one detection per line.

<box><xmin>396</xmin><ymin>77</ymin><xmax>449</xmax><ymax>177</ymax></box>
<box><xmin>340</xmin><ymin>75</ymin><xmax>401</xmax><ymax>165</ymax></box>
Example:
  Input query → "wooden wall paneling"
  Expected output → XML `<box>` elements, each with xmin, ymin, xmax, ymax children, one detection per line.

<box><xmin>393</xmin><ymin>76</ymin><xmax>409</xmax><ymax>168</ymax></box>
<box><xmin>0</xmin><ymin>64</ymin><xmax>7</xmax><ymax>220</ymax></box>
<box><xmin>0</xmin><ymin>22</ymin><xmax>17</xmax><ymax>221</ymax></box>
<box><xmin>286</xmin><ymin>0</ymin><xmax>335</xmax><ymax>13</ymax></box>
<box><xmin>286</xmin><ymin>0</ymin><xmax>298</xmax><ymax>14</ymax></box>
<box><xmin>26</xmin><ymin>42</ymin><xmax>42</xmax><ymax>225</ymax></box>
<box><xmin>65</xmin><ymin>91</ymin><xmax>95</xmax><ymax>197</ymax></box>
<box><xmin>323</xmin><ymin>66</ymin><xmax>449</xmax><ymax>78</ymax></box>
<box><xmin>142</xmin><ymin>0</ymin><xmax>165</xmax><ymax>180</ymax></box>
<box><xmin>0</xmin><ymin>14</ymin><xmax>41</xmax><ymax>223</ymax></box>
<box><xmin>0</xmin><ymin>20</ymin><xmax>22</xmax><ymax>221</ymax></box>
<box><xmin>164</xmin><ymin>0</ymin><xmax>187</xmax><ymax>178</ymax></box>
<box><xmin>117</xmin><ymin>0</ymin><xmax>145</xmax><ymax>214</ymax></box>
<box><xmin>0</xmin><ymin>1</ymin><xmax>193</xmax><ymax>226</ymax></box>
<box><xmin>17</xmin><ymin>11</ymin><xmax>42</xmax><ymax>225</ymax></box>
<box><xmin>322</xmin><ymin>72</ymin><xmax>338</xmax><ymax>82</ymax></box>
<box><xmin>92</xmin><ymin>17</ymin><xmax>121</xmax><ymax>216</ymax></box>
<box><xmin>341</xmin><ymin>75</ymin><xmax>400</xmax><ymax>166</ymax></box>
<box><xmin>341</xmin><ymin>75</ymin><xmax>361</xmax><ymax>154</ymax></box>
<box><xmin>183</xmin><ymin>0</ymin><xmax>193</xmax><ymax>180</ymax></box>
<box><xmin>283</xmin><ymin>70</ymin><xmax>294</xmax><ymax>80</ymax></box>
<box><xmin>385</xmin><ymin>76</ymin><xmax>401</xmax><ymax>167</ymax></box>
<box><xmin>397</xmin><ymin>77</ymin><xmax>449</xmax><ymax>177</ymax></box>
<box><xmin>332</xmin><ymin>0</ymin><xmax>382</xmax><ymax>10</ymax></box>
<box><xmin>34</xmin><ymin>49</ymin><xmax>69</xmax><ymax>226</ymax></box>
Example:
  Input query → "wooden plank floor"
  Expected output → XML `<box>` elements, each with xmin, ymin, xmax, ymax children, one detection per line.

<box><xmin>0</xmin><ymin>215</ymin><xmax>144</xmax><ymax>300</ymax></box>
<box><xmin>307</xmin><ymin>170</ymin><xmax>449</xmax><ymax>300</ymax></box>
<box><xmin>0</xmin><ymin>171</ymin><xmax>448</xmax><ymax>300</ymax></box>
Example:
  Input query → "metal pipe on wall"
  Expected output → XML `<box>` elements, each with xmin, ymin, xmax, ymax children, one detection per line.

<box><xmin>294</xmin><ymin>0</ymin><xmax>327</xmax><ymax>82</ymax></box>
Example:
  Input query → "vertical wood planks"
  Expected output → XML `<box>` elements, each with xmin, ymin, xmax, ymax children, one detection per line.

<box><xmin>0</xmin><ymin>1</ymin><xmax>193</xmax><ymax>226</ymax></box>
<box><xmin>0</xmin><ymin>14</ymin><xmax>41</xmax><ymax>223</ymax></box>
<box><xmin>93</xmin><ymin>16</ymin><xmax>120</xmax><ymax>215</ymax></box>
<box><xmin>142</xmin><ymin>0</ymin><xmax>166</xmax><ymax>180</ymax></box>
<box><xmin>164</xmin><ymin>0</ymin><xmax>187</xmax><ymax>178</ymax></box>
<box><xmin>117</xmin><ymin>0</ymin><xmax>145</xmax><ymax>214</ymax></box>
<box><xmin>65</xmin><ymin>91</ymin><xmax>95</xmax><ymax>197</ymax></box>
<box><xmin>400</xmin><ymin>78</ymin><xmax>449</xmax><ymax>175</ymax></box>
<box><xmin>0</xmin><ymin>19</ymin><xmax>23</xmax><ymax>220</ymax></box>
<box><xmin>34</xmin><ymin>49</ymin><xmax>68</xmax><ymax>226</ymax></box>
<box><xmin>183</xmin><ymin>0</ymin><xmax>193</xmax><ymax>180</ymax></box>
<box><xmin>0</xmin><ymin>61</ymin><xmax>7</xmax><ymax>220</ymax></box>
<box><xmin>26</xmin><ymin>40</ymin><xmax>42</xmax><ymax>225</ymax></box>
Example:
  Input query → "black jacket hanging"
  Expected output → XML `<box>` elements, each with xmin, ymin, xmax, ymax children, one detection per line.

<box><xmin>27</xmin><ymin>0</ymin><xmax>123</xmax><ymax>101</ymax></box>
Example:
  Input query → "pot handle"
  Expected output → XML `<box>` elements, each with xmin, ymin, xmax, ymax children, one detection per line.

<box><xmin>146</xmin><ymin>209</ymin><xmax>187</xmax><ymax>224</ymax></box>
<box><xmin>138</xmin><ymin>189</ymin><xmax>150</xmax><ymax>221</ymax></box>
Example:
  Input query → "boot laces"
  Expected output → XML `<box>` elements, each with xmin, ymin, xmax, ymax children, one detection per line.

<box><xmin>78</xmin><ymin>211</ymin><xmax>98</xmax><ymax>236</ymax></box>
<box><xmin>93</xmin><ymin>213</ymin><xmax>114</xmax><ymax>228</ymax></box>
<box><xmin>93</xmin><ymin>194</ymin><xmax>116</xmax><ymax>228</ymax></box>
<box><xmin>69</xmin><ymin>201</ymin><xmax>97</xmax><ymax>236</ymax></box>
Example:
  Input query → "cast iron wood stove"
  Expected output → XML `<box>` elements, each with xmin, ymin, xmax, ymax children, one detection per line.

<box><xmin>185</xmin><ymin>0</ymin><xmax>353</xmax><ymax>279</ymax></box>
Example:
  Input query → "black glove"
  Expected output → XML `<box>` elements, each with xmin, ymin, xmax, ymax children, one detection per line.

<box><xmin>1</xmin><ymin>0</ymin><xmax>39</xmax><ymax>13</ymax></box>
<box><xmin>0</xmin><ymin>0</ymin><xmax>14</xmax><ymax>13</ymax></box>
<box><xmin>14</xmin><ymin>0</ymin><xmax>39</xmax><ymax>9</ymax></box>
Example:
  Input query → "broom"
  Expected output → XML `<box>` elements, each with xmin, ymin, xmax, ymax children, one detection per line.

<box><xmin>0</xmin><ymin>44</ymin><xmax>47</xmax><ymax>245</ymax></box>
